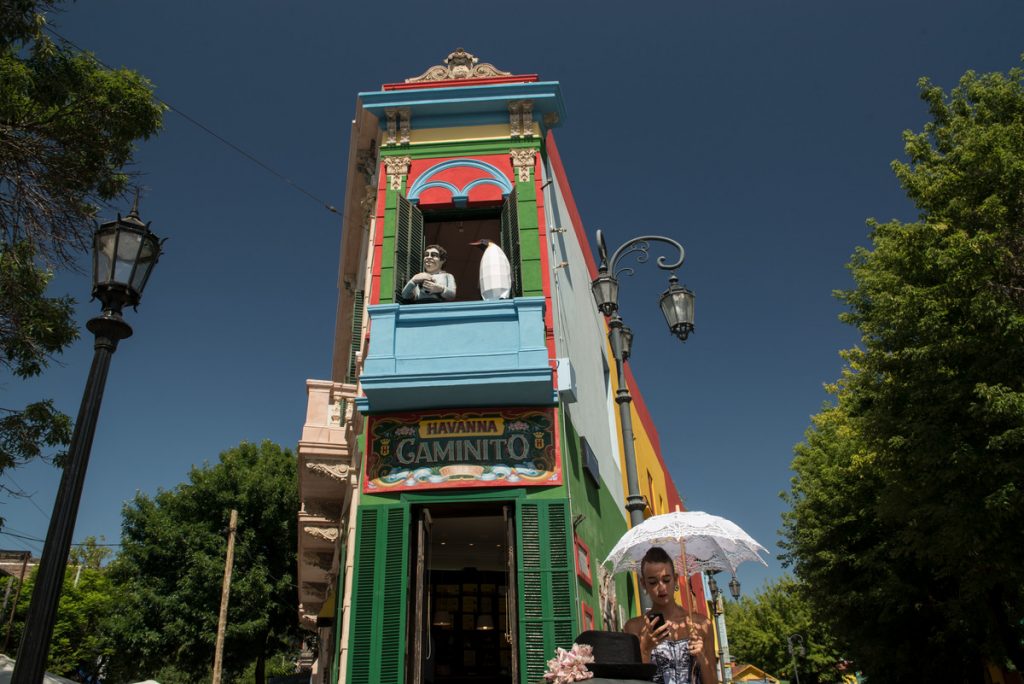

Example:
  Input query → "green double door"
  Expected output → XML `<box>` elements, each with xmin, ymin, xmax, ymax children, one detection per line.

<box><xmin>346</xmin><ymin>498</ymin><xmax>575</xmax><ymax>684</ymax></box>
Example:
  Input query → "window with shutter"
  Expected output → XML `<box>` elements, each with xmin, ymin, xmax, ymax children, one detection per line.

<box><xmin>500</xmin><ymin>188</ymin><xmax>523</xmax><ymax>298</ymax></box>
<box><xmin>517</xmin><ymin>500</ymin><xmax>575</xmax><ymax>683</ymax></box>
<box><xmin>346</xmin><ymin>289</ymin><xmax>365</xmax><ymax>384</ymax></box>
<box><xmin>346</xmin><ymin>505</ymin><xmax>410</xmax><ymax>684</ymax></box>
<box><xmin>395</xmin><ymin>195</ymin><xmax>424</xmax><ymax>302</ymax></box>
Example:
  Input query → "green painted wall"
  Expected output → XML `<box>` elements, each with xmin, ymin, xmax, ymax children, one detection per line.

<box><xmin>559</xmin><ymin>407</ymin><xmax>637</xmax><ymax>628</ymax></box>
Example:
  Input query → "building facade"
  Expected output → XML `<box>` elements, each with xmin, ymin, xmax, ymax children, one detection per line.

<box><xmin>296</xmin><ymin>50</ymin><xmax>707</xmax><ymax>684</ymax></box>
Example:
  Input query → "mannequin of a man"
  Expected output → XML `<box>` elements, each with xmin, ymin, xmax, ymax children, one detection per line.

<box><xmin>401</xmin><ymin>244</ymin><xmax>456</xmax><ymax>303</ymax></box>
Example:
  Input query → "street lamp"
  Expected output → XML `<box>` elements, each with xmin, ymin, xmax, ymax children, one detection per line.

<box><xmin>12</xmin><ymin>197</ymin><xmax>161</xmax><ymax>683</ymax></box>
<box><xmin>706</xmin><ymin>571</ymin><xmax>741</xmax><ymax>684</ymax></box>
<box><xmin>591</xmin><ymin>230</ymin><xmax>694</xmax><ymax>607</ymax></box>
<box><xmin>787</xmin><ymin>633</ymin><xmax>806</xmax><ymax>684</ymax></box>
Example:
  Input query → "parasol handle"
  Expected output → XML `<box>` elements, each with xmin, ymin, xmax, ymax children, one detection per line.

<box><xmin>676</xmin><ymin>505</ymin><xmax>696</xmax><ymax>638</ymax></box>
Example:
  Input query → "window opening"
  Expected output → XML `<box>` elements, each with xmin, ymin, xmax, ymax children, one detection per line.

<box><xmin>423</xmin><ymin>208</ymin><xmax>501</xmax><ymax>303</ymax></box>
<box><xmin>395</xmin><ymin>192</ymin><xmax>523</xmax><ymax>304</ymax></box>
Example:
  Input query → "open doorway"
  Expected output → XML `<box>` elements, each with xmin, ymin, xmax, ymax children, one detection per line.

<box><xmin>423</xmin><ymin>209</ymin><xmax>501</xmax><ymax>303</ymax></box>
<box><xmin>409</xmin><ymin>503</ymin><xmax>516</xmax><ymax>684</ymax></box>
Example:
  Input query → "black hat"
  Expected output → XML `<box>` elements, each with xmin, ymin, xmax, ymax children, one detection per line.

<box><xmin>574</xmin><ymin>631</ymin><xmax>657</xmax><ymax>680</ymax></box>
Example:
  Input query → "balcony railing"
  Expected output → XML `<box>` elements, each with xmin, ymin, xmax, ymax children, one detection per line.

<box><xmin>356</xmin><ymin>296</ymin><xmax>555</xmax><ymax>413</ymax></box>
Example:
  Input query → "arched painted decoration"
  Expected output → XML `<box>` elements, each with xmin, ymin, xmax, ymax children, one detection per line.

<box><xmin>407</xmin><ymin>158</ymin><xmax>513</xmax><ymax>206</ymax></box>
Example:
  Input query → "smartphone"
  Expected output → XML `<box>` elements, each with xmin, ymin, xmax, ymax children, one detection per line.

<box><xmin>647</xmin><ymin>611</ymin><xmax>665</xmax><ymax>630</ymax></box>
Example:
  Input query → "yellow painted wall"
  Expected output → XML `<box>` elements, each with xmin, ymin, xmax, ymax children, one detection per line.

<box><xmin>408</xmin><ymin>121</ymin><xmax>541</xmax><ymax>144</ymax></box>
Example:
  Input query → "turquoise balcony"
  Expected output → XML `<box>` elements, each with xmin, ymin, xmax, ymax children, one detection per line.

<box><xmin>355</xmin><ymin>297</ymin><xmax>555</xmax><ymax>413</ymax></box>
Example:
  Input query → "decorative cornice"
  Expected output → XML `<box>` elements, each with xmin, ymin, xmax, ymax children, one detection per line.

<box><xmin>306</xmin><ymin>461</ymin><xmax>351</xmax><ymax>482</ymax></box>
<box><xmin>383</xmin><ymin>156</ymin><xmax>412</xmax><ymax>191</ymax></box>
<box><xmin>406</xmin><ymin>48</ymin><xmax>512</xmax><ymax>83</ymax></box>
<box><xmin>510</xmin><ymin>149</ymin><xmax>535</xmax><ymax>183</ymax></box>
<box><xmin>303</xmin><ymin>525</ymin><xmax>340</xmax><ymax>543</ymax></box>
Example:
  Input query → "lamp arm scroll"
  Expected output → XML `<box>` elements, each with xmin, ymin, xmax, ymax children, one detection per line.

<box><xmin>607</xmin><ymin>235</ymin><xmax>685</xmax><ymax>276</ymax></box>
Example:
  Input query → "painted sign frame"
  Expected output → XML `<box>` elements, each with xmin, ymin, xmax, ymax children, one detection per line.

<box><xmin>364</xmin><ymin>407</ymin><xmax>560</xmax><ymax>493</ymax></box>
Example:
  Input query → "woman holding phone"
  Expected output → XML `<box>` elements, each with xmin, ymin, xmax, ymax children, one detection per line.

<box><xmin>624</xmin><ymin>546</ymin><xmax>715</xmax><ymax>683</ymax></box>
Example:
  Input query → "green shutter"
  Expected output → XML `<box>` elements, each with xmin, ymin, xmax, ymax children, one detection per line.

<box><xmin>346</xmin><ymin>289</ymin><xmax>365</xmax><ymax>384</ymax></box>
<box><xmin>347</xmin><ymin>505</ymin><xmax>410</xmax><ymax>684</ymax></box>
<box><xmin>394</xmin><ymin>195</ymin><xmax>424</xmax><ymax>302</ymax></box>
<box><xmin>500</xmin><ymin>189</ymin><xmax>524</xmax><ymax>298</ymax></box>
<box><xmin>518</xmin><ymin>500</ymin><xmax>575</xmax><ymax>683</ymax></box>
<box><xmin>348</xmin><ymin>508</ymin><xmax>378</xmax><ymax>684</ymax></box>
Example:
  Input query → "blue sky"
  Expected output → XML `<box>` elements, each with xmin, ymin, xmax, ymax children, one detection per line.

<box><xmin>3</xmin><ymin>0</ymin><xmax>1023</xmax><ymax>593</ymax></box>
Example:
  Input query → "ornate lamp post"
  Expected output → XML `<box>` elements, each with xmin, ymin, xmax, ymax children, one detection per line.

<box><xmin>706</xmin><ymin>571</ymin><xmax>743</xmax><ymax>683</ymax></box>
<box><xmin>13</xmin><ymin>198</ymin><xmax>161</xmax><ymax>682</ymax></box>
<box><xmin>591</xmin><ymin>230</ymin><xmax>694</xmax><ymax>608</ymax></box>
<box><xmin>788</xmin><ymin>633</ymin><xmax>806</xmax><ymax>684</ymax></box>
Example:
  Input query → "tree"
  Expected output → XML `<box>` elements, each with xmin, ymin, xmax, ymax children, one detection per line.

<box><xmin>105</xmin><ymin>441</ymin><xmax>300</xmax><ymax>683</ymax></box>
<box><xmin>725</xmin><ymin>575</ymin><xmax>848</xmax><ymax>684</ymax></box>
<box><xmin>6</xmin><ymin>537</ymin><xmax>119</xmax><ymax>680</ymax></box>
<box><xmin>781</xmin><ymin>58</ymin><xmax>1024</xmax><ymax>682</ymax></box>
<box><xmin>0</xmin><ymin>0</ymin><xmax>163</xmax><ymax>502</ymax></box>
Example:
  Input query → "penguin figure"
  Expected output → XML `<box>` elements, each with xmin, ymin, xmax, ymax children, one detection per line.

<box><xmin>470</xmin><ymin>239</ymin><xmax>512</xmax><ymax>300</ymax></box>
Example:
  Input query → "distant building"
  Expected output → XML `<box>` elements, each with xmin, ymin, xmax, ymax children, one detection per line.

<box><xmin>0</xmin><ymin>550</ymin><xmax>36</xmax><ymax>582</ymax></box>
<box><xmin>732</xmin><ymin>662</ymin><xmax>781</xmax><ymax>683</ymax></box>
<box><xmin>295</xmin><ymin>49</ymin><xmax>708</xmax><ymax>684</ymax></box>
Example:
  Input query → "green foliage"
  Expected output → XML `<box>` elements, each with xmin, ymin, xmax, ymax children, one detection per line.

<box><xmin>7</xmin><ymin>563</ymin><xmax>119</xmax><ymax>680</ymax></box>
<box><xmin>1</xmin><ymin>1</ymin><xmax>164</xmax><ymax>266</ymax></box>
<box><xmin>725</xmin><ymin>575</ymin><xmax>847</xmax><ymax>684</ymax></box>
<box><xmin>105</xmin><ymin>441</ymin><xmax>300</xmax><ymax>683</ymax></box>
<box><xmin>0</xmin><ymin>241</ymin><xmax>75</xmax><ymax>507</ymax></box>
<box><xmin>0</xmin><ymin>0</ymin><xmax>163</xmax><ymax>520</ymax></box>
<box><xmin>782</xmin><ymin>58</ymin><xmax>1024</xmax><ymax>682</ymax></box>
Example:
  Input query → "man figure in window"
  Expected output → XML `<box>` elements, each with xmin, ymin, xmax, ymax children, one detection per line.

<box><xmin>402</xmin><ymin>245</ymin><xmax>456</xmax><ymax>303</ymax></box>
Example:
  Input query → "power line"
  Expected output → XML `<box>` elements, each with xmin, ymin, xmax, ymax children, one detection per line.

<box><xmin>43</xmin><ymin>26</ymin><xmax>342</xmax><ymax>217</ymax></box>
<box><xmin>0</xmin><ymin>532</ymin><xmax>42</xmax><ymax>555</ymax></box>
<box><xmin>1</xmin><ymin>473</ymin><xmax>51</xmax><ymax>521</ymax></box>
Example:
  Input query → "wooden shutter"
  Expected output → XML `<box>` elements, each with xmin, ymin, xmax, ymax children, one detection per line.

<box><xmin>500</xmin><ymin>189</ymin><xmax>523</xmax><ymax>298</ymax></box>
<box><xmin>517</xmin><ymin>500</ymin><xmax>575</xmax><ymax>683</ymax></box>
<box><xmin>346</xmin><ymin>289</ymin><xmax>364</xmax><ymax>384</ymax></box>
<box><xmin>394</xmin><ymin>195</ymin><xmax>424</xmax><ymax>302</ymax></box>
<box><xmin>347</xmin><ymin>505</ymin><xmax>410</xmax><ymax>684</ymax></box>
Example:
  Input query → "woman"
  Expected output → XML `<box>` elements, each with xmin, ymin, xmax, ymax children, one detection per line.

<box><xmin>402</xmin><ymin>244</ymin><xmax>456</xmax><ymax>303</ymax></box>
<box><xmin>624</xmin><ymin>547</ymin><xmax>715</xmax><ymax>684</ymax></box>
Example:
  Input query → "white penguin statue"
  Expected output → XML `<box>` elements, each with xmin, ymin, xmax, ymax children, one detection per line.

<box><xmin>470</xmin><ymin>239</ymin><xmax>512</xmax><ymax>300</ymax></box>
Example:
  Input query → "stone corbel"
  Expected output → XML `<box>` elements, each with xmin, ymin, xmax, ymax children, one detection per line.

<box><xmin>356</xmin><ymin>147</ymin><xmax>378</xmax><ymax>181</ymax></box>
<box><xmin>306</xmin><ymin>461</ymin><xmax>351</xmax><ymax>482</ymax></box>
<box><xmin>398</xmin><ymin>108</ymin><xmax>411</xmax><ymax>145</ymax></box>
<box><xmin>360</xmin><ymin>184</ymin><xmax>377</xmax><ymax>227</ymax></box>
<box><xmin>303</xmin><ymin>525</ymin><xmax>340</xmax><ymax>543</ymax></box>
<box><xmin>510</xmin><ymin>149</ymin><xmax>536</xmax><ymax>183</ymax></box>
<box><xmin>383</xmin><ymin>156</ymin><xmax>412</xmax><ymax>191</ymax></box>
<box><xmin>385</xmin><ymin>109</ymin><xmax>398</xmax><ymax>146</ymax></box>
<box><xmin>509</xmin><ymin>100</ymin><xmax>534</xmax><ymax>139</ymax></box>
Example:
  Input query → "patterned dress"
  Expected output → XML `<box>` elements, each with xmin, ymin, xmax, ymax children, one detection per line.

<box><xmin>650</xmin><ymin>638</ymin><xmax>699</xmax><ymax>684</ymax></box>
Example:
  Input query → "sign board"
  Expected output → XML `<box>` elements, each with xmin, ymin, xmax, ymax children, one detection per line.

<box><xmin>364</xmin><ymin>407</ymin><xmax>559</xmax><ymax>492</ymax></box>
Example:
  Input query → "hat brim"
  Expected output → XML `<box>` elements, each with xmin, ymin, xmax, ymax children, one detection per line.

<box><xmin>588</xmin><ymin>662</ymin><xmax>658</xmax><ymax>679</ymax></box>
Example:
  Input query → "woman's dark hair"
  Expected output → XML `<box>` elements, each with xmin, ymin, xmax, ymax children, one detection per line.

<box><xmin>640</xmin><ymin>546</ymin><xmax>675</xmax><ymax>576</ymax></box>
<box><xmin>424</xmin><ymin>244</ymin><xmax>447</xmax><ymax>262</ymax></box>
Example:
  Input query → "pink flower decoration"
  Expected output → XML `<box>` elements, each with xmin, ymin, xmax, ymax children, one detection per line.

<box><xmin>543</xmin><ymin>643</ymin><xmax>595</xmax><ymax>683</ymax></box>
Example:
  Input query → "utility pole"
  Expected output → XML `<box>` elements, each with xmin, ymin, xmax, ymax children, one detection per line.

<box><xmin>3</xmin><ymin>552</ymin><xmax>30</xmax><ymax>654</ymax></box>
<box><xmin>211</xmin><ymin>509</ymin><xmax>238</xmax><ymax>684</ymax></box>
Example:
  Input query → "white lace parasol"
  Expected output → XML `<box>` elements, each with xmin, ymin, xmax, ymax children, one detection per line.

<box><xmin>603</xmin><ymin>510</ymin><xmax>769</xmax><ymax>576</ymax></box>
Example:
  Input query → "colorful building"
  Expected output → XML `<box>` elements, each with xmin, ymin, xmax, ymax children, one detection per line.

<box><xmin>296</xmin><ymin>49</ymin><xmax>707</xmax><ymax>684</ymax></box>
